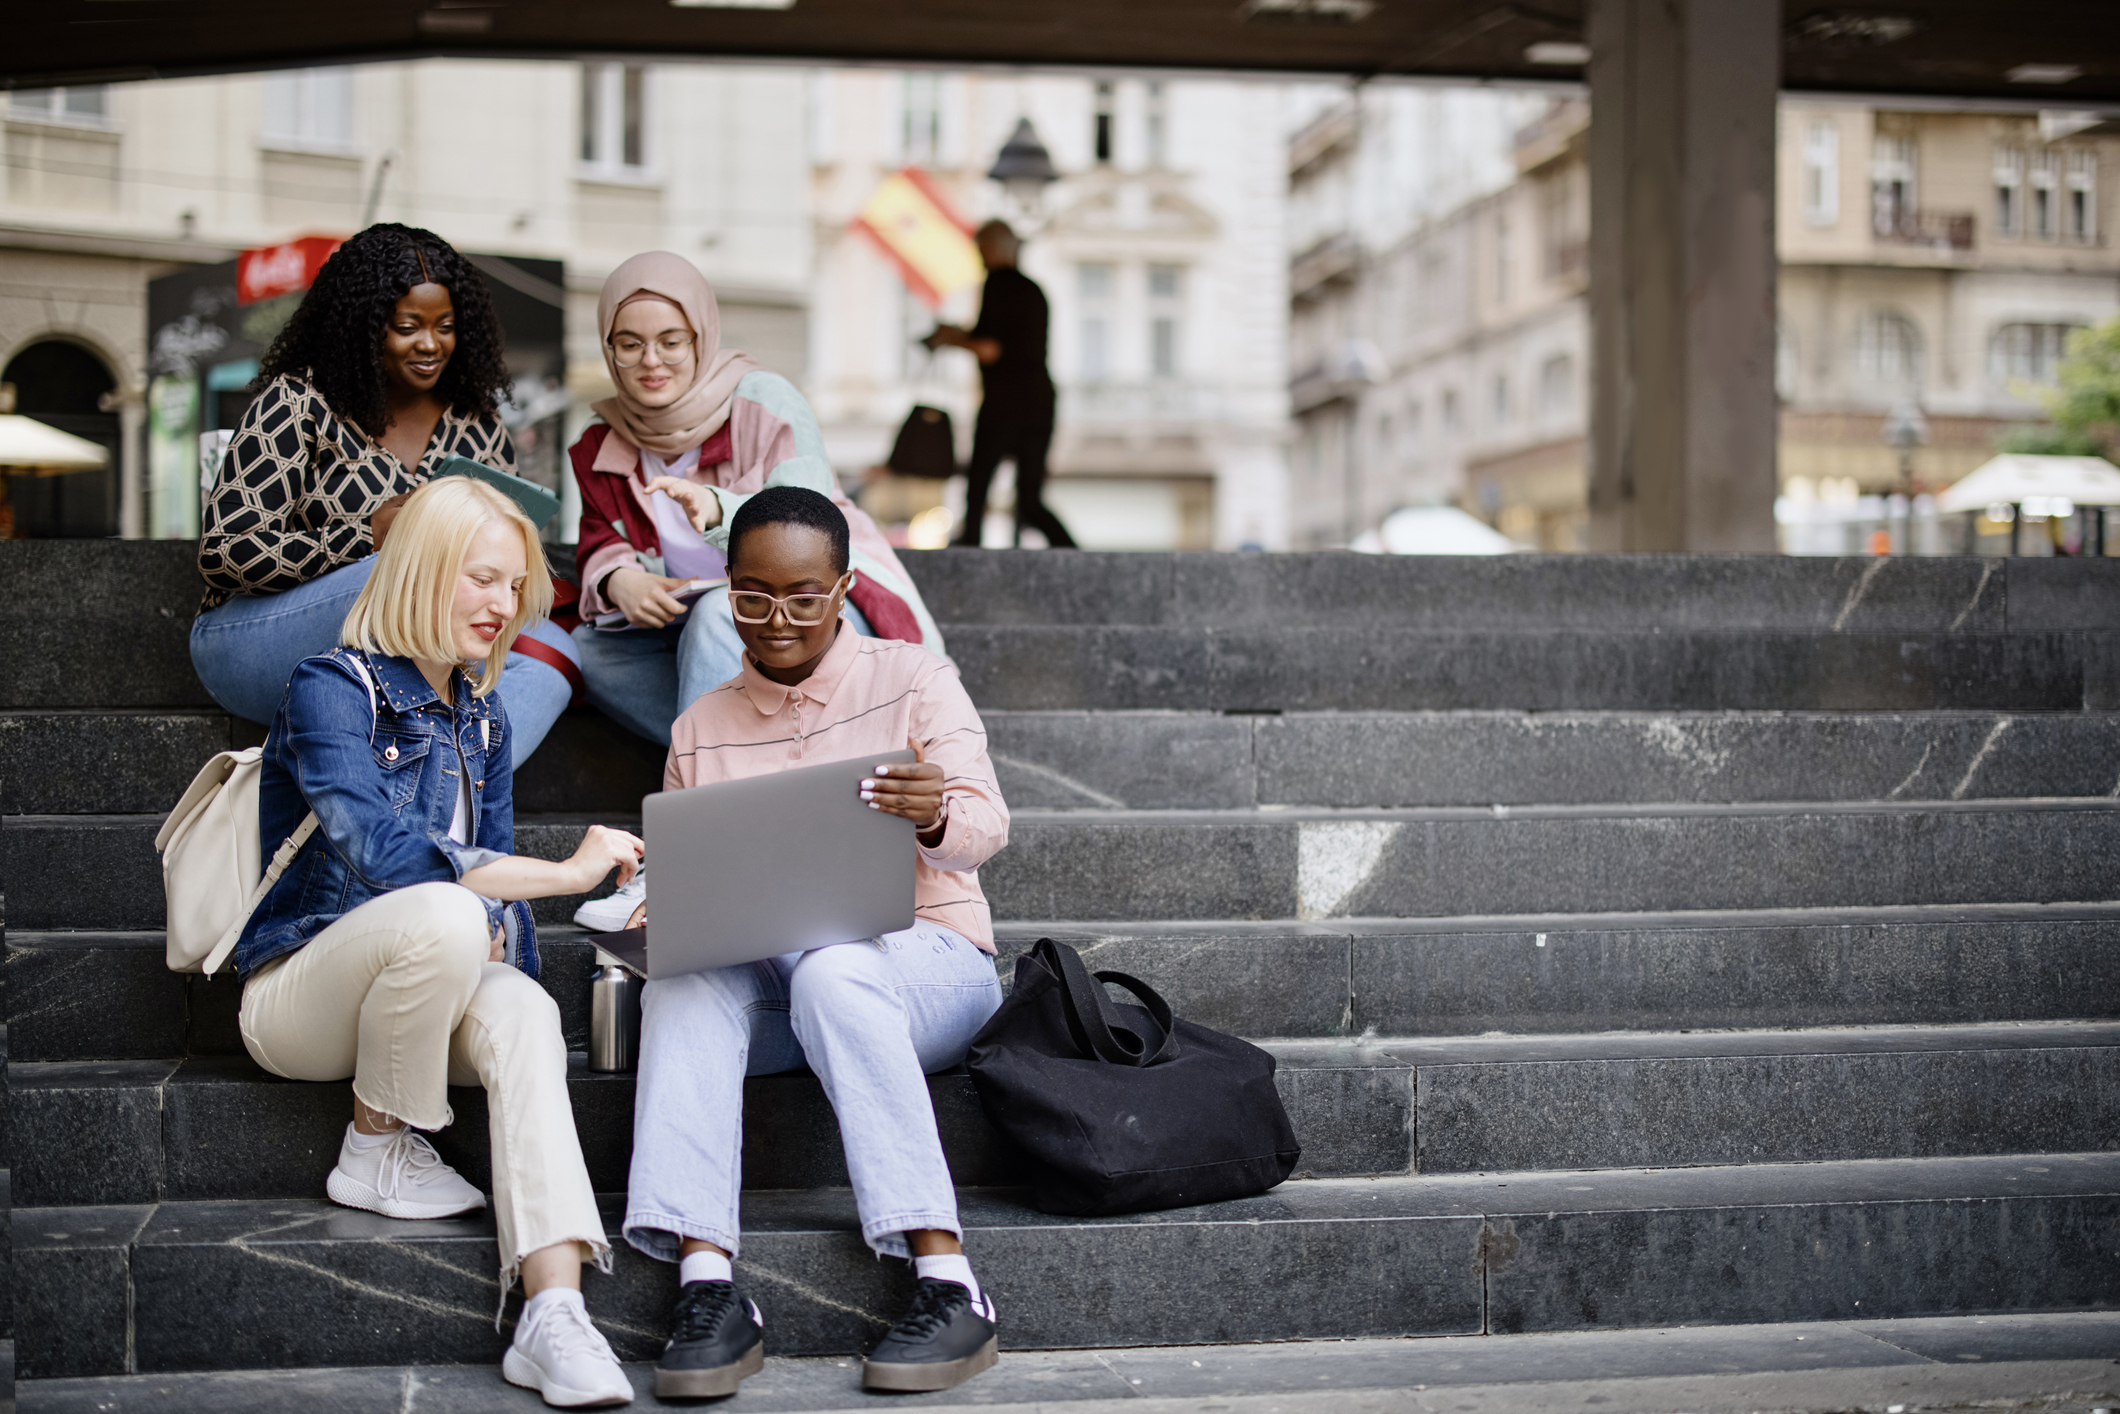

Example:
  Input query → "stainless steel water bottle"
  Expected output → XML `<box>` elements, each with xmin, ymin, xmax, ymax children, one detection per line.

<box><xmin>589</xmin><ymin>964</ymin><xmax>642</xmax><ymax>1072</ymax></box>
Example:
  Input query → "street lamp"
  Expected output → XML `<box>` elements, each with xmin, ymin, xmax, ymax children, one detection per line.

<box><xmin>1883</xmin><ymin>400</ymin><xmax>1928</xmax><ymax>495</ymax></box>
<box><xmin>987</xmin><ymin>118</ymin><xmax>1060</xmax><ymax>219</ymax></box>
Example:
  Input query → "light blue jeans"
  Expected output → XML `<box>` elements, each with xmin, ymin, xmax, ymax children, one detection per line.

<box><xmin>572</xmin><ymin>585</ymin><xmax>873</xmax><ymax>747</ymax></box>
<box><xmin>189</xmin><ymin>556</ymin><xmax>577</xmax><ymax>767</ymax></box>
<box><xmin>623</xmin><ymin>923</ymin><xmax>1003</xmax><ymax>1263</ymax></box>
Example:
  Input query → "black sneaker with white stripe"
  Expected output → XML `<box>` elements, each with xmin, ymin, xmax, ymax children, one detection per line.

<box><xmin>861</xmin><ymin>1277</ymin><xmax>999</xmax><ymax>1392</ymax></box>
<box><xmin>655</xmin><ymin>1280</ymin><xmax>764</xmax><ymax>1399</ymax></box>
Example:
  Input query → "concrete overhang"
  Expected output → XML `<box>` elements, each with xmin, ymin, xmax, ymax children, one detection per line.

<box><xmin>7</xmin><ymin>1</ymin><xmax>2119</xmax><ymax>104</ymax></box>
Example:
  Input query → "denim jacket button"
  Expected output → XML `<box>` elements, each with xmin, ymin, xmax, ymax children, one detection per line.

<box><xmin>384</xmin><ymin>745</ymin><xmax>399</xmax><ymax>761</ymax></box>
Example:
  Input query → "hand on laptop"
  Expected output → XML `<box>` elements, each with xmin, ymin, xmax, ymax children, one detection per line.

<box><xmin>862</xmin><ymin>738</ymin><xmax>945</xmax><ymax>842</ymax></box>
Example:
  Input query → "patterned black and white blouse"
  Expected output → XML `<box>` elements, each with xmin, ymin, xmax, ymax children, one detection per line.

<box><xmin>196</xmin><ymin>373</ymin><xmax>516</xmax><ymax>612</ymax></box>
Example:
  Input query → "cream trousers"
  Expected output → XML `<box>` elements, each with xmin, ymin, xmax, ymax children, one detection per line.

<box><xmin>239</xmin><ymin>881</ymin><xmax>609</xmax><ymax>1286</ymax></box>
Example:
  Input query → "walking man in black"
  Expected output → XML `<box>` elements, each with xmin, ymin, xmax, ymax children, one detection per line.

<box><xmin>925</xmin><ymin>221</ymin><xmax>1076</xmax><ymax>548</ymax></box>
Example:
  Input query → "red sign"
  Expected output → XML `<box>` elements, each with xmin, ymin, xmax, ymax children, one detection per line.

<box><xmin>236</xmin><ymin>234</ymin><xmax>344</xmax><ymax>305</ymax></box>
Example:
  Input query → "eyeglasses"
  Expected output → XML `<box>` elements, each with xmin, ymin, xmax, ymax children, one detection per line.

<box><xmin>607</xmin><ymin>332</ymin><xmax>695</xmax><ymax>368</ymax></box>
<box><xmin>730</xmin><ymin>574</ymin><xmax>852</xmax><ymax>626</ymax></box>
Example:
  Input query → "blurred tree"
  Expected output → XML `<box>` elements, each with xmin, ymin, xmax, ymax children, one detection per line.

<box><xmin>2001</xmin><ymin>316</ymin><xmax>2120</xmax><ymax>458</ymax></box>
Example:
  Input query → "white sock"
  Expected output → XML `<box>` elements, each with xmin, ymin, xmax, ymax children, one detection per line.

<box><xmin>914</xmin><ymin>1253</ymin><xmax>982</xmax><ymax>1306</ymax></box>
<box><xmin>344</xmin><ymin>1123</ymin><xmax>398</xmax><ymax>1152</ymax></box>
<box><xmin>679</xmin><ymin>1250</ymin><xmax>733</xmax><ymax>1286</ymax></box>
<box><xmin>519</xmin><ymin>1286</ymin><xmax>584</xmax><ymax>1335</ymax></box>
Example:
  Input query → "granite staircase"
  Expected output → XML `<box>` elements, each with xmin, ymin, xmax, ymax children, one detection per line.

<box><xmin>3</xmin><ymin>542</ymin><xmax>2118</xmax><ymax>1388</ymax></box>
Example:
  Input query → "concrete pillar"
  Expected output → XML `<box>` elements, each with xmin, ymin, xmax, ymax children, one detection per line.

<box><xmin>1586</xmin><ymin>0</ymin><xmax>1780</xmax><ymax>551</ymax></box>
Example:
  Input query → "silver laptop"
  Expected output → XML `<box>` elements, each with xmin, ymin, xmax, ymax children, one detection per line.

<box><xmin>639</xmin><ymin>749</ymin><xmax>916</xmax><ymax>980</ymax></box>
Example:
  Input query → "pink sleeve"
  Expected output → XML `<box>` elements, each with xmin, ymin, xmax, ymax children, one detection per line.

<box><xmin>910</xmin><ymin>661</ymin><xmax>1008</xmax><ymax>873</ymax></box>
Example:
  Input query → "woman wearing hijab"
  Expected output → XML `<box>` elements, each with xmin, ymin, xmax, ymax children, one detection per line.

<box><xmin>567</xmin><ymin>252</ymin><xmax>944</xmax><ymax>747</ymax></box>
<box><xmin>192</xmin><ymin>223</ymin><xmax>581</xmax><ymax>766</ymax></box>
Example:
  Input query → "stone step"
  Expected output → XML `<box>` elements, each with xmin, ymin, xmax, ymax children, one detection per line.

<box><xmin>17</xmin><ymin>1312</ymin><xmax>2120</xmax><ymax>1414</ymax></box>
<box><xmin>22</xmin><ymin>708</ymin><xmax>2120</xmax><ymax>817</ymax></box>
<box><xmin>11</xmin><ymin>798</ymin><xmax>2120</xmax><ymax>932</ymax></box>
<box><xmin>14</xmin><ymin>905</ymin><xmax>2120</xmax><ymax>1063</ymax></box>
<box><xmin>11</xmin><ymin>542</ymin><xmax>2120</xmax><ymax>714</ymax></box>
<box><xmin>27</xmin><ymin>694</ymin><xmax>2120</xmax><ymax>817</ymax></box>
<box><xmin>941</xmin><ymin>623</ymin><xmax>2113</xmax><ymax>712</ymax></box>
<box><xmin>896</xmin><ymin>548</ymin><xmax>2120</xmax><ymax>634</ymax></box>
<box><xmin>15</xmin><ymin>1153</ymin><xmax>2119</xmax><ymax>1377</ymax></box>
<box><xmin>12</xmin><ymin>1023</ymin><xmax>2116</xmax><ymax>1209</ymax></box>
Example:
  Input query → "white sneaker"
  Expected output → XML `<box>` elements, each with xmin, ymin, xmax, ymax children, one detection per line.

<box><xmin>325</xmin><ymin>1124</ymin><xmax>487</xmax><ymax>1220</ymax></box>
<box><xmin>573</xmin><ymin>864</ymin><xmax>646</xmax><ymax>933</ymax></box>
<box><xmin>504</xmin><ymin>1289</ymin><xmax>635</xmax><ymax>1407</ymax></box>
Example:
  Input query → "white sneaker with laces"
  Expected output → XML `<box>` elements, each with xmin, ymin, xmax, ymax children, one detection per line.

<box><xmin>504</xmin><ymin>1289</ymin><xmax>635</xmax><ymax>1407</ymax></box>
<box><xmin>325</xmin><ymin>1124</ymin><xmax>487</xmax><ymax>1220</ymax></box>
<box><xmin>573</xmin><ymin>864</ymin><xmax>646</xmax><ymax>932</ymax></box>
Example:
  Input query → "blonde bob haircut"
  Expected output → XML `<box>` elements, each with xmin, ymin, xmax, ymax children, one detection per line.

<box><xmin>340</xmin><ymin>476</ymin><xmax>553</xmax><ymax>697</ymax></box>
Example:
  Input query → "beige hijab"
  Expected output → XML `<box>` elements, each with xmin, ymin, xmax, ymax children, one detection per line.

<box><xmin>592</xmin><ymin>251</ymin><xmax>759</xmax><ymax>457</ymax></box>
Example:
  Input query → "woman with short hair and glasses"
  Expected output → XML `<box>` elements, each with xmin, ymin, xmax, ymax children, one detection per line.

<box><xmin>564</xmin><ymin>252</ymin><xmax>947</xmax><ymax>929</ymax></box>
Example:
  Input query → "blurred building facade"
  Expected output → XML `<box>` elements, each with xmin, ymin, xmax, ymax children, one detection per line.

<box><xmin>807</xmin><ymin>71</ymin><xmax>1296</xmax><ymax>549</ymax></box>
<box><xmin>1293</xmin><ymin>95</ymin><xmax>2120</xmax><ymax>551</ymax></box>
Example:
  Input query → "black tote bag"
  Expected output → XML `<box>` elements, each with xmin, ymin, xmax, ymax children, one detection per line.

<box><xmin>964</xmin><ymin>938</ymin><xmax>1300</xmax><ymax>1216</ymax></box>
<box><xmin>886</xmin><ymin>404</ymin><xmax>957</xmax><ymax>479</ymax></box>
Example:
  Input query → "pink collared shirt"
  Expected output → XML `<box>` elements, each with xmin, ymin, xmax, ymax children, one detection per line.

<box><xmin>664</xmin><ymin>626</ymin><xmax>1008</xmax><ymax>950</ymax></box>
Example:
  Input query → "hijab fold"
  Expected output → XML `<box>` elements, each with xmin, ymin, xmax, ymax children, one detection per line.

<box><xmin>592</xmin><ymin>251</ymin><xmax>759</xmax><ymax>457</ymax></box>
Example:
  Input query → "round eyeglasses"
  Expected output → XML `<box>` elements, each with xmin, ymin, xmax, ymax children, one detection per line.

<box><xmin>607</xmin><ymin>332</ymin><xmax>695</xmax><ymax>368</ymax></box>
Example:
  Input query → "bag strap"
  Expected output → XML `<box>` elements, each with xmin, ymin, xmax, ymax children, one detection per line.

<box><xmin>200</xmin><ymin>656</ymin><xmax>380</xmax><ymax>978</ymax></box>
<box><xmin>1035</xmin><ymin>939</ymin><xmax>1178</xmax><ymax>1068</ymax></box>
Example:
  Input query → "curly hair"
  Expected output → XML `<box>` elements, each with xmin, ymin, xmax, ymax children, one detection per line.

<box><xmin>256</xmin><ymin>223</ymin><xmax>510</xmax><ymax>436</ymax></box>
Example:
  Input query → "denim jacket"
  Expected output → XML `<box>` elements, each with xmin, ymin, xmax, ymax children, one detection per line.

<box><xmin>236</xmin><ymin>647</ymin><xmax>538</xmax><ymax>979</ymax></box>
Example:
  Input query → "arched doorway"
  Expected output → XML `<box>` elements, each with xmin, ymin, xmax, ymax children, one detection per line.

<box><xmin>4</xmin><ymin>340</ymin><xmax>121</xmax><ymax>538</ymax></box>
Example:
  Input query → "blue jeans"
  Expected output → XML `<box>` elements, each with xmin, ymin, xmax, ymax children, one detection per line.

<box><xmin>572</xmin><ymin>586</ymin><xmax>874</xmax><ymax>747</ymax></box>
<box><xmin>623</xmin><ymin>924</ymin><xmax>1002</xmax><ymax>1262</ymax></box>
<box><xmin>190</xmin><ymin>557</ymin><xmax>576</xmax><ymax>768</ymax></box>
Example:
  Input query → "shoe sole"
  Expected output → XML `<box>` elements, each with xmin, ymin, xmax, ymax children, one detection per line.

<box><xmin>862</xmin><ymin>1334</ymin><xmax>998</xmax><ymax>1392</ymax></box>
<box><xmin>654</xmin><ymin>1340</ymin><xmax>764</xmax><ymax>1398</ymax></box>
<box><xmin>502</xmin><ymin>1345</ymin><xmax>634</xmax><ymax>1407</ymax></box>
<box><xmin>325</xmin><ymin>1166</ymin><xmax>487</xmax><ymax>1221</ymax></box>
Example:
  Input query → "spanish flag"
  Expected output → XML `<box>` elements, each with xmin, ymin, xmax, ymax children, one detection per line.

<box><xmin>850</xmin><ymin>169</ymin><xmax>984</xmax><ymax>308</ymax></box>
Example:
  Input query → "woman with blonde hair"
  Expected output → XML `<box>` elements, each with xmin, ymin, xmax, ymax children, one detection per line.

<box><xmin>235</xmin><ymin>476</ymin><xmax>637</xmax><ymax>1407</ymax></box>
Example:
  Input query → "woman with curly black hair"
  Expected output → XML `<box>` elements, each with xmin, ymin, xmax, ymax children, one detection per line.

<box><xmin>191</xmin><ymin>223</ymin><xmax>580</xmax><ymax>765</ymax></box>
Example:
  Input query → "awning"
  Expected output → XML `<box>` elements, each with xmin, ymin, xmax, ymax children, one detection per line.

<box><xmin>1935</xmin><ymin>454</ymin><xmax>2120</xmax><ymax>514</ymax></box>
<box><xmin>0</xmin><ymin>414</ymin><xmax>111</xmax><ymax>476</ymax></box>
<box><xmin>1352</xmin><ymin>506</ymin><xmax>1522</xmax><ymax>556</ymax></box>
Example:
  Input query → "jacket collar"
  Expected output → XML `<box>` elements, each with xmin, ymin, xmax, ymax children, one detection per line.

<box><xmin>735</xmin><ymin>621</ymin><xmax>859</xmax><ymax>716</ymax></box>
<box><xmin>361</xmin><ymin>651</ymin><xmax>492</xmax><ymax>719</ymax></box>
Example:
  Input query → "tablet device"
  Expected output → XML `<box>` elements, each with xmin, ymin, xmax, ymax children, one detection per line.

<box><xmin>430</xmin><ymin>454</ymin><xmax>563</xmax><ymax>529</ymax></box>
<box><xmin>641</xmin><ymin>749</ymin><xmax>917</xmax><ymax>980</ymax></box>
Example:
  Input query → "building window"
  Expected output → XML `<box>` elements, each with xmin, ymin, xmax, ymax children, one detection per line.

<box><xmin>1404</xmin><ymin>399</ymin><xmax>1422</xmax><ymax>452</ymax></box>
<box><xmin>8</xmin><ymin>87</ymin><xmax>110</xmax><ymax>125</ymax></box>
<box><xmin>901</xmin><ymin>73</ymin><xmax>942</xmax><ymax>167</ymax></box>
<box><xmin>1493</xmin><ymin>212</ymin><xmax>1511</xmax><ymax>304</ymax></box>
<box><xmin>1994</xmin><ymin>146</ymin><xmax>2024</xmax><ymax>238</ymax></box>
<box><xmin>1145</xmin><ymin>81</ymin><xmax>1168</xmax><ymax>167</ymax></box>
<box><xmin>1871</xmin><ymin>134</ymin><xmax>1916</xmax><ymax>237</ymax></box>
<box><xmin>1491</xmin><ymin>372</ymin><xmax>1511</xmax><ymax>426</ymax></box>
<box><xmin>1803</xmin><ymin>120</ymin><xmax>1840</xmax><ymax>226</ymax></box>
<box><xmin>1093</xmin><ymin>82</ymin><xmax>1115</xmax><ymax>165</ymax></box>
<box><xmin>1851</xmin><ymin>311</ymin><xmax>1924</xmax><ymax>387</ymax></box>
<box><xmin>1147</xmin><ymin>263</ymin><xmax>1183</xmax><ymax>378</ymax></box>
<box><xmin>1442</xmin><ymin>388</ymin><xmax>1460</xmax><ymax>434</ymax></box>
<box><xmin>261</xmin><ymin>69</ymin><xmax>353</xmax><ymax>150</ymax></box>
<box><xmin>581</xmin><ymin>63</ymin><xmax>649</xmax><ymax>172</ymax></box>
<box><xmin>2067</xmin><ymin>151</ymin><xmax>2097</xmax><ymax>243</ymax></box>
<box><xmin>1989</xmin><ymin>322</ymin><xmax>2083</xmax><ymax>387</ymax></box>
<box><xmin>2031</xmin><ymin>150</ymin><xmax>2058</xmax><ymax>240</ymax></box>
<box><xmin>1538</xmin><ymin>354</ymin><xmax>1575</xmax><ymax>419</ymax></box>
<box><xmin>1078</xmin><ymin>262</ymin><xmax>1115</xmax><ymax>381</ymax></box>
